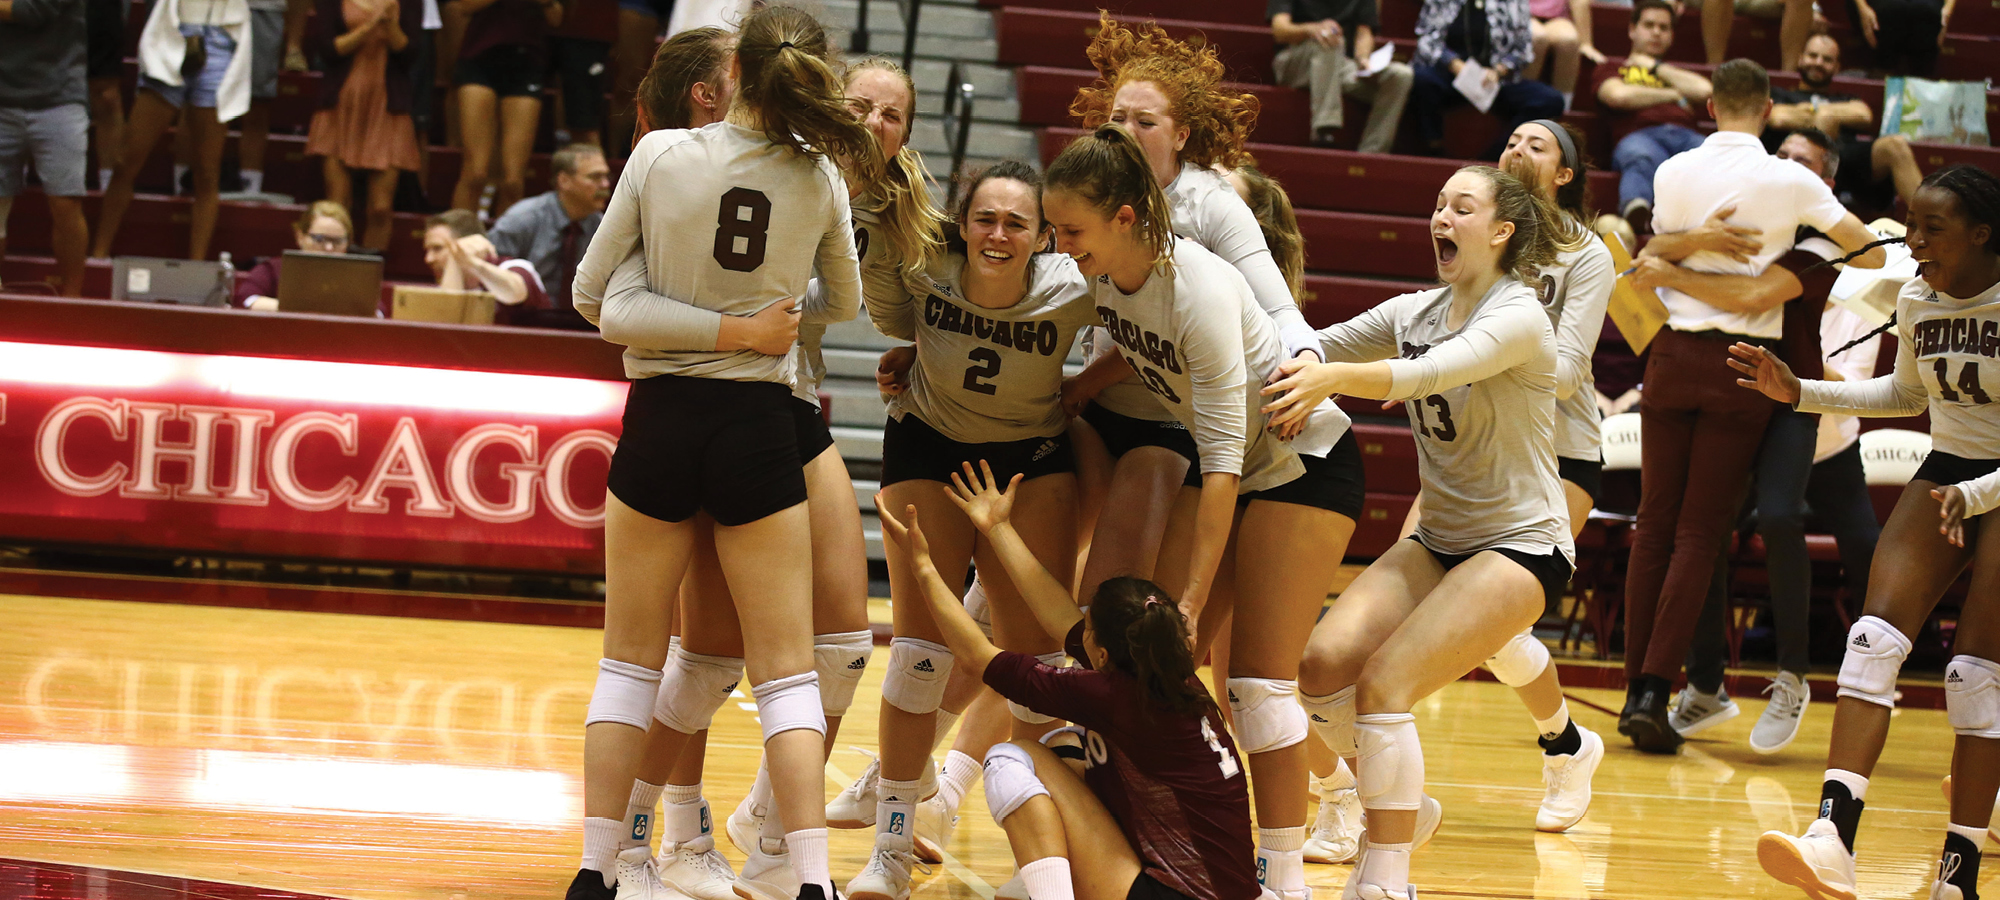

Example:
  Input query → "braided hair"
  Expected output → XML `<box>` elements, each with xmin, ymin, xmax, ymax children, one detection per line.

<box><xmin>1830</xmin><ymin>164</ymin><xmax>2000</xmax><ymax>356</ymax></box>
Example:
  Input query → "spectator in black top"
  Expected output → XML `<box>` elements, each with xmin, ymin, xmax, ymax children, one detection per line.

<box><xmin>1845</xmin><ymin>0</ymin><xmax>1947</xmax><ymax>76</ymax></box>
<box><xmin>488</xmin><ymin>141</ymin><xmax>606</xmax><ymax>329</ymax></box>
<box><xmin>1765</xmin><ymin>33</ymin><xmax>1922</xmax><ymax>215</ymax></box>
<box><xmin>545</xmin><ymin>0</ymin><xmax>613</xmax><ymax>148</ymax></box>
<box><xmin>0</xmin><ymin>0</ymin><xmax>88</xmax><ymax>297</ymax></box>
<box><xmin>1408</xmin><ymin>0</ymin><xmax>1565</xmax><ymax>157</ymax></box>
<box><xmin>1267</xmin><ymin>0</ymin><xmax>1414</xmax><ymax>152</ymax></box>
<box><xmin>449</xmin><ymin>0</ymin><xmax>562</xmax><ymax>218</ymax></box>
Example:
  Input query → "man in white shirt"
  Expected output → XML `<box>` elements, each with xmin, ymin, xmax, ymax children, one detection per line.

<box><xmin>1615</xmin><ymin>58</ymin><xmax>1884</xmax><ymax>754</ymax></box>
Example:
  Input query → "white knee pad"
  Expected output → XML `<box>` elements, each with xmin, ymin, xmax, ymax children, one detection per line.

<box><xmin>1836</xmin><ymin>616</ymin><xmax>1912</xmax><ymax>709</ymax></box>
<box><xmin>982</xmin><ymin>742</ymin><xmax>1050</xmax><ymax>822</ymax></box>
<box><xmin>813</xmin><ymin>631</ymin><xmax>874</xmax><ymax>716</ymax></box>
<box><xmin>965</xmin><ymin>577</ymin><xmax>994</xmax><ymax>642</ymax></box>
<box><xmin>1300</xmin><ymin>685</ymin><xmax>1357</xmax><ymax>757</ymax></box>
<box><xmin>1945</xmin><ymin>656</ymin><xmax>2000</xmax><ymax>739</ymax></box>
<box><xmin>883</xmin><ymin>637</ymin><xmax>954</xmax><ymax>715</ymax></box>
<box><xmin>1484</xmin><ymin>631</ymin><xmax>1552</xmax><ymax>688</ymax></box>
<box><xmin>1009</xmin><ymin>652</ymin><xmax>1068</xmax><ymax>725</ymax></box>
<box><xmin>652</xmin><ymin>648</ymin><xmax>745</xmax><ymax>735</ymax></box>
<box><xmin>1228</xmin><ymin>677</ymin><xmax>1307</xmax><ymax>755</ymax></box>
<box><xmin>587</xmin><ymin>658</ymin><xmax>664</xmax><ymax>729</ymax></box>
<box><xmin>751</xmin><ymin>671</ymin><xmax>827</xmax><ymax>741</ymax></box>
<box><xmin>1354</xmin><ymin>712</ymin><xmax>1424</xmax><ymax>812</ymax></box>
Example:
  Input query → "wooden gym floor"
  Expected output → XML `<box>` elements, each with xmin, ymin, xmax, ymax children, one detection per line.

<box><xmin>0</xmin><ymin>592</ymin><xmax>1988</xmax><ymax>900</ymax></box>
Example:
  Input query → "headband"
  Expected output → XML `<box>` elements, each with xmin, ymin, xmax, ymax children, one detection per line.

<box><xmin>1523</xmin><ymin>119</ymin><xmax>1579</xmax><ymax>175</ymax></box>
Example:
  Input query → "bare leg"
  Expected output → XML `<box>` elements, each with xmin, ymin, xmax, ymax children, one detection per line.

<box><xmin>364</xmin><ymin>169</ymin><xmax>399</xmax><ymax>251</ymax></box>
<box><xmin>239</xmin><ymin>100</ymin><xmax>272</xmax><ymax>188</ymax></box>
<box><xmin>1545</xmin><ymin>17</ymin><xmax>1582</xmax><ymax>99</ymax></box>
<box><xmin>48</xmin><ymin>196</ymin><xmax>88</xmax><ymax>296</ymax></box>
<box><xmin>1944</xmin><ymin>518</ymin><xmax>2000</xmax><ymax>829</ymax></box>
<box><xmin>452</xmin><ymin>84</ymin><xmax>497</xmax><ymax>213</ymax></box>
<box><xmin>1527</xmin><ymin>18</ymin><xmax>1553</xmax><ymax>81</ymax></box>
<box><xmin>975</xmin><ymin>473</ymin><xmax>1076</xmax><ymax>742</ymax></box>
<box><xmin>608</xmin><ymin>8</ymin><xmax>660</xmax><ymax>154</ymax></box>
<box><xmin>877</xmin><ymin>481</ymin><xmax>978</xmax><ymax>785</ymax></box>
<box><xmin>1067</xmin><ymin>418</ymin><xmax>1114</xmax><ymax>593</ymax></box>
<box><xmin>1076</xmin><ymin>445</ymin><xmax>1190</xmax><ymax>605</ymax></box>
<box><xmin>321</xmin><ymin>156</ymin><xmax>352</xmax><ymax>215</ymax></box>
<box><xmin>1872</xmin><ymin>135</ymin><xmax>1923</xmax><ymax>206</ymax></box>
<box><xmin>1005</xmin><ymin>740</ymin><xmax>1145</xmax><ymax>900</ymax></box>
<box><xmin>88</xmin><ymin>76</ymin><xmax>125</xmax><ymax>191</ymax></box>
<box><xmin>1510</xmin><ymin>479</ymin><xmax>1596</xmax><ymax>722</ymax></box>
<box><xmin>586</xmin><ymin>495</ymin><xmax>698</xmax><ymax>818</ymax></box>
<box><xmin>185</xmin><ymin>106</ymin><xmax>226</xmax><ymax>260</ymax></box>
<box><xmin>714</xmin><ymin>503</ymin><xmax>822</xmax><ymax>841</ymax></box>
<box><xmin>1778</xmin><ymin>0</ymin><xmax>1814</xmax><ymax>72</ymax></box>
<box><xmin>493</xmin><ymin>95</ymin><xmax>541</xmax><ymax>216</ymax></box>
<box><xmin>1702</xmin><ymin>0</ymin><xmax>1733</xmax><ymax>64</ymax></box>
<box><xmin>93</xmin><ymin>89</ymin><xmax>179</xmax><ymax>258</ymax></box>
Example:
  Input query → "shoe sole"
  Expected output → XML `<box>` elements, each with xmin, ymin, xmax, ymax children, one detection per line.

<box><xmin>826</xmin><ymin>815</ymin><xmax>875</xmax><ymax>829</ymax></box>
<box><xmin>847</xmin><ymin>890</ymin><xmax>908</xmax><ymax>900</ymax></box>
<box><xmin>1756</xmin><ymin>833</ymin><xmax>1857</xmax><ymax>900</ymax></box>
<box><xmin>1671</xmin><ymin>703</ymin><xmax>1741</xmax><ymax>737</ymax></box>
<box><xmin>1304</xmin><ymin>843</ymin><xmax>1360</xmax><ymax>865</ymax></box>
<box><xmin>1536</xmin><ymin>735</ymin><xmax>1604</xmax><ymax>833</ymax></box>
<box><xmin>1749</xmin><ymin>720</ymin><xmax>1802</xmax><ymax>755</ymax></box>
<box><xmin>725</xmin><ymin>813</ymin><xmax>758</xmax><ymax>856</ymax></box>
<box><xmin>913</xmin><ymin>834</ymin><xmax>943</xmax><ymax>864</ymax></box>
<box><xmin>1627</xmin><ymin>716</ymin><xmax>1684</xmax><ymax>754</ymax></box>
<box><xmin>732</xmin><ymin>880</ymin><xmax>793</xmax><ymax>900</ymax></box>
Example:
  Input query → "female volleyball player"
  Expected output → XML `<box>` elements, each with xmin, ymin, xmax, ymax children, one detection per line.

<box><xmin>1044</xmin><ymin>124</ymin><xmax>1363</xmax><ymax>900</ymax></box>
<box><xmin>1059</xmin><ymin>15</ymin><xmax>1323</xmax><ymax>609</ymax></box>
<box><xmin>565</xmin><ymin>6</ymin><xmax>881</xmax><ymax>900</ymax></box>
<box><xmin>877</xmin><ymin>463</ymin><xmax>1259</xmax><ymax>900</ymax></box>
<box><xmin>1269</xmin><ymin>165</ymin><xmax>1571</xmax><ymax>900</ymax></box>
<box><xmin>1738</xmin><ymin>163</ymin><xmax>2000</xmax><ymax>900</ymax></box>
<box><xmin>848</xmin><ymin>159</ymin><xmax>1098</xmax><ymax>900</ymax></box>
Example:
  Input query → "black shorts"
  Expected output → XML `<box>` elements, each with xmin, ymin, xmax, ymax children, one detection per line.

<box><xmin>792</xmin><ymin>397</ymin><xmax>834</xmax><ymax>463</ymax></box>
<box><xmin>1125</xmin><ymin>872</ymin><xmax>1194</xmax><ymax>900</ymax></box>
<box><xmin>607</xmin><ymin>374</ymin><xmax>806</xmax><ymax>526</ymax></box>
<box><xmin>454</xmin><ymin>45</ymin><xmax>547</xmax><ymax>98</ymax></box>
<box><xmin>1914</xmin><ymin>450</ymin><xmax>2000</xmax><ymax>521</ymax></box>
<box><xmin>1238</xmin><ymin>430</ymin><xmax>1368</xmax><ymax>520</ymax></box>
<box><xmin>1082</xmin><ymin>402</ymin><xmax>1199</xmax><ymax>463</ymax></box>
<box><xmin>1557</xmin><ymin>455</ymin><xmax>1602</xmax><ymax>505</ymax></box>
<box><xmin>86</xmin><ymin>0</ymin><xmax>125</xmax><ymax>80</ymax></box>
<box><xmin>548</xmin><ymin>36</ymin><xmax>609</xmax><ymax>132</ymax></box>
<box><xmin>1834</xmin><ymin>139</ymin><xmax>1898</xmax><ymax>213</ymax></box>
<box><xmin>879</xmin><ymin>414</ymin><xmax>1075</xmax><ymax>487</ymax></box>
<box><xmin>1411</xmin><ymin>537</ymin><xmax>1576</xmax><ymax>607</ymax></box>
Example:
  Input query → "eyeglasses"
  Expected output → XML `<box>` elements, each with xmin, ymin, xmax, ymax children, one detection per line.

<box><xmin>305</xmin><ymin>233</ymin><xmax>347</xmax><ymax>248</ymax></box>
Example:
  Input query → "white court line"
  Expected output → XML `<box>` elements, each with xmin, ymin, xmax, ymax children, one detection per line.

<box><xmin>824</xmin><ymin>760</ymin><xmax>997</xmax><ymax>900</ymax></box>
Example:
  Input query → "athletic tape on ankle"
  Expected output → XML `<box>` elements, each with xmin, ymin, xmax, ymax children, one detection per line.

<box><xmin>1945</xmin><ymin>655</ymin><xmax>2000</xmax><ymax>738</ymax></box>
<box><xmin>1008</xmin><ymin>652</ymin><xmax>1068</xmax><ymax>725</ymax></box>
<box><xmin>1355</xmin><ymin>713</ymin><xmax>1424</xmax><ymax>812</ymax></box>
<box><xmin>813</xmin><ymin>631</ymin><xmax>875</xmax><ymax>715</ymax></box>
<box><xmin>587</xmin><ymin>658</ymin><xmax>664</xmax><ymax>729</ymax></box>
<box><xmin>1484</xmin><ymin>631</ymin><xmax>1552</xmax><ymax>687</ymax></box>
<box><xmin>1301</xmin><ymin>685</ymin><xmax>1357</xmax><ymax>757</ymax></box>
<box><xmin>982</xmin><ymin>742</ymin><xmax>1050</xmax><ymax>822</ymax></box>
<box><xmin>752</xmin><ymin>671</ymin><xmax>826</xmax><ymax>740</ymax></box>
<box><xmin>884</xmin><ymin>637</ymin><xmax>953</xmax><ymax>715</ymax></box>
<box><xmin>653</xmin><ymin>648</ymin><xmax>745</xmax><ymax>735</ymax></box>
<box><xmin>1836</xmin><ymin>616</ymin><xmax>1911</xmax><ymax>709</ymax></box>
<box><xmin>1228</xmin><ymin>677</ymin><xmax>1307</xmax><ymax>754</ymax></box>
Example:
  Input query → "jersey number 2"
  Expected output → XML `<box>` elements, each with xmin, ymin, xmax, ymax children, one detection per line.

<box><xmin>1413</xmin><ymin>395</ymin><xmax>1458</xmax><ymax>441</ymax></box>
<box><xmin>712</xmin><ymin>187</ymin><xmax>772</xmax><ymax>272</ymax></box>
<box><xmin>964</xmin><ymin>348</ymin><xmax>1001</xmax><ymax>395</ymax></box>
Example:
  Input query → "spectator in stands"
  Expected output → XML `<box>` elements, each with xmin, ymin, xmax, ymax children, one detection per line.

<box><xmin>1689</xmin><ymin>0</ymin><xmax>1814</xmax><ymax>73</ymax></box>
<box><xmin>1526</xmin><ymin>0</ymin><xmax>1603</xmax><ymax>109</ymax></box>
<box><xmin>448</xmin><ymin>0</ymin><xmax>562</xmax><ymax>218</ymax></box>
<box><xmin>423</xmin><ymin>207</ymin><xmax>550</xmax><ymax>325</ymax></box>
<box><xmin>1766</xmin><ymin>33</ymin><xmax>1922</xmax><ymax>215</ymax></box>
<box><xmin>546</xmin><ymin>0</ymin><xmax>613</xmax><ymax>148</ymax></box>
<box><xmin>1266</xmin><ymin>0</ymin><xmax>1414</xmax><ymax>152</ymax></box>
<box><xmin>0</xmin><ymin>0</ymin><xmax>89</xmax><ymax>297</ymax></box>
<box><xmin>605</xmin><ymin>0</ymin><xmax>671</xmax><ymax>154</ymax></box>
<box><xmin>488</xmin><ymin>142</ymin><xmax>605</xmax><ymax>329</ymax></box>
<box><xmin>305</xmin><ymin>0</ymin><xmax>423</xmax><ymax>250</ymax></box>
<box><xmin>233</xmin><ymin>199</ymin><xmax>355</xmax><ymax>309</ymax></box>
<box><xmin>1846</xmin><ymin>0</ymin><xmax>1946</xmax><ymax>76</ymax></box>
<box><xmin>84</xmin><ymin>0</ymin><xmax>123</xmax><ymax>192</ymax></box>
<box><xmin>1409</xmin><ymin>0</ymin><xmax>1565</xmax><ymax>158</ymax></box>
<box><xmin>94</xmin><ymin>0</ymin><xmax>253</xmax><ymax>262</ymax></box>
<box><xmin>1593</xmin><ymin>0</ymin><xmax>1712</xmax><ymax>234</ymax></box>
<box><xmin>230</xmin><ymin>0</ymin><xmax>289</xmax><ymax>200</ymax></box>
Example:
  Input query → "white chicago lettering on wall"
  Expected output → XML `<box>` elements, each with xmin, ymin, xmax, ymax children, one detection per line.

<box><xmin>31</xmin><ymin>396</ymin><xmax>615</xmax><ymax>527</ymax></box>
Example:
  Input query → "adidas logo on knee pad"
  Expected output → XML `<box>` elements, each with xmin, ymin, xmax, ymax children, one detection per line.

<box><xmin>1853</xmin><ymin>634</ymin><xmax>1871</xmax><ymax>649</ymax></box>
<box><xmin>1948</xmin><ymin>669</ymin><xmax>1963</xmax><ymax>685</ymax></box>
<box><xmin>915</xmin><ymin>659</ymin><xmax>935</xmax><ymax>673</ymax></box>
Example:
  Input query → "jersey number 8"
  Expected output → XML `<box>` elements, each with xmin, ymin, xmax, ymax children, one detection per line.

<box><xmin>712</xmin><ymin>187</ymin><xmax>773</xmax><ymax>272</ymax></box>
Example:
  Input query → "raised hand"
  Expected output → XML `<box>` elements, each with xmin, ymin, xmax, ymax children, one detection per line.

<box><xmin>1727</xmin><ymin>342</ymin><xmax>1802</xmax><ymax>404</ymax></box>
<box><xmin>1932</xmin><ymin>485</ymin><xmax>1968</xmax><ymax>547</ymax></box>
<box><xmin>945</xmin><ymin>460</ymin><xmax>1021</xmax><ymax>534</ymax></box>
<box><xmin>875</xmin><ymin>497</ymin><xmax>938</xmax><ymax>575</ymax></box>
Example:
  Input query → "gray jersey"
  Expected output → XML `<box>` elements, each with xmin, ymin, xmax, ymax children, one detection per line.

<box><xmin>1531</xmin><ymin>229</ymin><xmax>1615</xmax><ymax>461</ymax></box>
<box><xmin>1317</xmin><ymin>279</ymin><xmax>1573</xmax><ymax>559</ymax></box>
<box><xmin>882</xmin><ymin>253</ymin><xmax>1097</xmax><ymax>442</ymax></box>
<box><xmin>572</xmin><ymin>122</ymin><xmax>860</xmax><ymax>383</ymax></box>
<box><xmin>1090</xmin><ymin>163</ymin><xmax>1319</xmax><ymax>423</ymax></box>
<box><xmin>1093</xmin><ymin>240</ymin><xmax>1350</xmax><ymax>493</ymax></box>
<box><xmin>1798</xmin><ymin>276</ymin><xmax>2000</xmax><ymax>461</ymax></box>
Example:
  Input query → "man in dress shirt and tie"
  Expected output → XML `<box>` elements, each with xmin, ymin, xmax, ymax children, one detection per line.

<box><xmin>490</xmin><ymin>141</ymin><xmax>609</xmax><ymax>330</ymax></box>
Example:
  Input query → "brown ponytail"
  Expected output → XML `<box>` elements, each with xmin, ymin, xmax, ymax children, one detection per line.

<box><xmin>1088</xmin><ymin>577</ymin><xmax>1211</xmax><ymax>716</ymax></box>
<box><xmin>636</xmin><ymin>27</ymin><xmax>733</xmax><ymax>132</ymax></box>
<box><xmin>1044</xmin><ymin>124</ymin><xmax>1176</xmax><ymax>272</ymax></box>
<box><xmin>735</xmin><ymin>5</ymin><xmax>886</xmax><ymax>196</ymax></box>
<box><xmin>844</xmin><ymin>57</ymin><xmax>946</xmax><ymax>287</ymax></box>
<box><xmin>1232</xmin><ymin>165</ymin><xmax>1305</xmax><ymax>306</ymax></box>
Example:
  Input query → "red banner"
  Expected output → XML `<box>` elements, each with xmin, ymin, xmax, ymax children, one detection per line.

<box><xmin>0</xmin><ymin>341</ymin><xmax>625</xmax><ymax>574</ymax></box>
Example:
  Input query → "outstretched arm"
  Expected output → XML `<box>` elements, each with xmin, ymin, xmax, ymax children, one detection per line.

<box><xmin>944</xmin><ymin>462</ymin><xmax>1085</xmax><ymax>643</ymax></box>
<box><xmin>878</xmin><ymin>501</ymin><xmax>1003</xmax><ymax>675</ymax></box>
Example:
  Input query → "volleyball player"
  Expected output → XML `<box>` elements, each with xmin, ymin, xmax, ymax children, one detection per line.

<box><xmin>1736</xmin><ymin>164</ymin><xmax>2000</xmax><ymax>900</ymax></box>
<box><xmin>564</xmin><ymin>6</ymin><xmax>882</xmax><ymax>900</ymax></box>
<box><xmin>848</xmin><ymin>160</ymin><xmax>1098</xmax><ymax>900</ymax></box>
<box><xmin>875</xmin><ymin>464</ymin><xmax>1259</xmax><ymax>900</ymax></box>
<box><xmin>1044</xmin><ymin>124</ymin><xmax>1364</xmax><ymax>900</ymax></box>
<box><xmin>1268</xmin><ymin>165</ymin><xmax>1572</xmax><ymax>900</ymax></box>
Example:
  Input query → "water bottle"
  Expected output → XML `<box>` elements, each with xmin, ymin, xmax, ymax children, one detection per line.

<box><xmin>212</xmin><ymin>251</ymin><xmax>234</xmax><ymax>308</ymax></box>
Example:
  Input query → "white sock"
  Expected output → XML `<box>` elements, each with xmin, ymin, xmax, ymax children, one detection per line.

<box><xmin>1533</xmin><ymin>701</ymin><xmax>1572</xmax><ymax>742</ymax></box>
<box><xmin>1825</xmin><ymin>768</ymin><xmax>1870</xmax><ymax>802</ymax></box>
<box><xmin>240</xmin><ymin>169</ymin><xmax>263</xmax><ymax>194</ymax></box>
<box><xmin>1317</xmin><ymin>757</ymin><xmax>1357</xmax><ymax>795</ymax></box>
<box><xmin>664</xmin><ymin>781</ymin><xmax>705</xmax><ymax>844</ymax></box>
<box><xmin>1020</xmin><ymin>857</ymin><xmax>1075</xmax><ymax>900</ymax></box>
<box><xmin>876</xmin><ymin>777</ymin><xmax>920</xmax><ymax>850</ymax></box>
<box><xmin>172</xmin><ymin>163</ymin><xmax>189</xmax><ymax>195</ymax></box>
<box><xmin>1362</xmin><ymin>841</ymin><xmax>1413</xmax><ymax>891</ymax></box>
<box><xmin>786</xmin><ymin>827</ymin><xmax>834</xmax><ymax>896</ymax></box>
<box><xmin>624</xmin><ymin>780</ymin><xmax>665</xmax><ymax>849</ymax></box>
<box><xmin>939</xmin><ymin>749</ymin><xmax>981</xmax><ymax>809</ymax></box>
<box><xmin>933</xmin><ymin>709</ymin><xmax>961</xmax><ymax>750</ymax></box>
<box><xmin>1257</xmin><ymin>826</ymin><xmax>1307</xmax><ymax>893</ymax></box>
<box><xmin>582</xmin><ymin>816</ymin><xmax>624</xmax><ymax>886</ymax></box>
<box><xmin>1948</xmin><ymin>822</ymin><xmax>1986</xmax><ymax>842</ymax></box>
<box><xmin>99</xmin><ymin>168</ymin><xmax>114</xmax><ymax>190</ymax></box>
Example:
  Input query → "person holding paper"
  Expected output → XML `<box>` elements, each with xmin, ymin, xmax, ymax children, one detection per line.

<box><xmin>1267</xmin><ymin>0</ymin><xmax>1413</xmax><ymax>153</ymax></box>
<box><xmin>1408</xmin><ymin>0</ymin><xmax>1563</xmax><ymax>158</ymax></box>
<box><xmin>1590</xmin><ymin>0</ymin><xmax>1712</xmax><ymax>235</ymax></box>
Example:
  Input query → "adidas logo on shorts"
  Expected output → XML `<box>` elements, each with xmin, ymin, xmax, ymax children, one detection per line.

<box><xmin>1032</xmin><ymin>440</ymin><xmax>1059</xmax><ymax>462</ymax></box>
<box><xmin>915</xmin><ymin>658</ymin><xmax>936</xmax><ymax>673</ymax></box>
<box><xmin>1310</xmin><ymin>714</ymin><xmax>1328</xmax><ymax>722</ymax></box>
<box><xmin>848</xmin><ymin>657</ymin><xmax>869</xmax><ymax>670</ymax></box>
<box><xmin>723</xmin><ymin>681</ymin><xmax>740</xmax><ymax>694</ymax></box>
